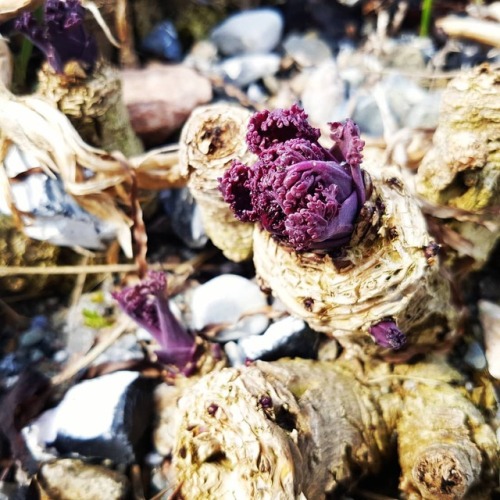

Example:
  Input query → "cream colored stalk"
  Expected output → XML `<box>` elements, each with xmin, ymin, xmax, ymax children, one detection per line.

<box><xmin>415</xmin><ymin>64</ymin><xmax>500</xmax><ymax>268</ymax></box>
<box><xmin>171</xmin><ymin>356</ymin><xmax>498</xmax><ymax>499</ymax></box>
<box><xmin>252</xmin><ymin>157</ymin><xmax>458</xmax><ymax>358</ymax></box>
<box><xmin>179</xmin><ymin>104</ymin><xmax>257</xmax><ymax>262</ymax></box>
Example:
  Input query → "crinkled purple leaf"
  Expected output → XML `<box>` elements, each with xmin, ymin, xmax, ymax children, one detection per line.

<box><xmin>329</xmin><ymin>120</ymin><xmax>366</xmax><ymax>205</ymax></box>
<box><xmin>14</xmin><ymin>0</ymin><xmax>97</xmax><ymax>74</ymax></box>
<box><xmin>219</xmin><ymin>161</ymin><xmax>258</xmax><ymax>223</ymax></box>
<box><xmin>219</xmin><ymin>105</ymin><xmax>368</xmax><ymax>253</ymax></box>
<box><xmin>369</xmin><ymin>320</ymin><xmax>407</xmax><ymax>350</ymax></box>
<box><xmin>112</xmin><ymin>271</ymin><xmax>197</xmax><ymax>370</ymax></box>
<box><xmin>246</xmin><ymin>104</ymin><xmax>321</xmax><ymax>155</ymax></box>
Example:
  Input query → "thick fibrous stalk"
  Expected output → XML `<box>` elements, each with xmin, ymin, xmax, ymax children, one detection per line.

<box><xmin>391</xmin><ymin>361</ymin><xmax>499</xmax><ymax>499</ymax></box>
<box><xmin>171</xmin><ymin>357</ymin><xmax>499</xmax><ymax>499</ymax></box>
<box><xmin>179</xmin><ymin>104</ymin><xmax>256</xmax><ymax>262</ymax></box>
<box><xmin>253</xmin><ymin>161</ymin><xmax>457</xmax><ymax>358</ymax></box>
<box><xmin>37</xmin><ymin>62</ymin><xmax>143</xmax><ymax>157</ymax></box>
<box><xmin>415</xmin><ymin>64</ymin><xmax>500</xmax><ymax>266</ymax></box>
<box><xmin>173</xmin><ymin>359</ymin><xmax>390</xmax><ymax>499</ymax></box>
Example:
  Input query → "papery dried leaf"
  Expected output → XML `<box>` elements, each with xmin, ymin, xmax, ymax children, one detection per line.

<box><xmin>0</xmin><ymin>81</ymin><xmax>187</xmax><ymax>256</ymax></box>
<box><xmin>0</xmin><ymin>0</ymin><xmax>43</xmax><ymax>24</ymax></box>
<box><xmin>0</xmin><ymin>37</ymin><xmax>12</xmax><ymax>88</ymax></box>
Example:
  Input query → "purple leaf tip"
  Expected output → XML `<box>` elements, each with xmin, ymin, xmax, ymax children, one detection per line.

<box><xmin>15</xmin><ymin>0</ymin><xmax>97</xmax><ymax>74</ymax></box>
<box><xmin>112</xmin><ymin>271</ymin><xmax>197</xmax><ymax>371</ymax></box>
<box><xmin>369</xmin><ymin>320</ymin><xmax>407</xmax><ymax>350</ymax></box>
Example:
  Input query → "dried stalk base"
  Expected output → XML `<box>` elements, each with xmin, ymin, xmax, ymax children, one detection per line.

<box><xmin>172</xmin><ymin>357</ymin><xmax>499</xmax><ymax>499</ymax></box>
<box><xmin>173</xmin><ymin>359</ymin><xmax>390</xmax><ymax>499</ymax></box>
<box><xmin>392</xmin><ymin>361</ymin><xmax>499</xmax><ymax>499</ymax></box>
<box><xmin>37</xmin><ymin>62</ymin><xmax>143</xmax><ymax>157</ymax></box>
<box><xmin>416</xmin><ymin>64</ymin><xmax>500</xmax><ymax>267</ymax></box>
<box><xmin>180</xmin><ymin>104</ymin><xmax>257</xmax><ymax>262</ymax></box>
<box><xmin>253</xmin><ymin>164</ymin><xmax>458</xmax><ymax>358</ymax></box>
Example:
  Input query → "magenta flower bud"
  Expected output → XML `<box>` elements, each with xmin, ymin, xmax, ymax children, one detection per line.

<box><xmin>246</xmin><ymin>103</ymin><xmax>321</xmax><ymax>156</ymax></box>
<box><xmin>369</xmin><ymin>320</ymin><xmax>407</xmax><ymax>350</ymax></box>
<box><xmin>15</xmin><ymin>0</ymin><xmax>98</xmax><ymax>74</ymax></box>
<box><xmin>112</xmin><ymin>271</ymin><xmax>197</xmax><ymax>370</ymax></box>
<box><xmin>219</xmin><ymin>105</ymin><xmax>367</xmax><ymax>253</ymax></box>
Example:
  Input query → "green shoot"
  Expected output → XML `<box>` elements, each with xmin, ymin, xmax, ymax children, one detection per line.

<box><xmin>419</xmin><ymin>0</ymin><xmax>434</xmax><ymax>37</ymax></box>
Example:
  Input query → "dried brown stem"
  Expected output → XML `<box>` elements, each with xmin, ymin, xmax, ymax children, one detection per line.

<box><xmin>0</xmin><ymin>0</ymin><xmax>43</xmax><ymax>24</ymax></box>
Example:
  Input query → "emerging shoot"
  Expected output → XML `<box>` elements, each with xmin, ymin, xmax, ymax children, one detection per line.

<box><xmin>112</xmin><ymin>271</ymin><xmax>197</xmax><ymax>370</ymax></box>
<box><xmin>219</xmin><ymin>104</ymin><xmax>366</xmax><ymax>252</ymax></box>
<box><xmin>14</xmin><ymin>0</ymin><xmax>98</xmax><ymax>74</ymax></box>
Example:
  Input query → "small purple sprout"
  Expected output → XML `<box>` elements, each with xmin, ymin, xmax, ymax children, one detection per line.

<box><xmin>14</xmin><ymin>0</ymin><xmax>98</xmax><ymax>74</ymax></box>
<box><xmin>112</xmin><ymin>271</ymin><xmax>197</xmax><ymax>371</ymax></box>
<box><xmin>369</xmin><ymin>320</ymin><xmax>407</xmax><ymax>350</ymax></box>
<box><xmin>207</xmin><ymin>403</ymin><xmax>219</xmax><ymax>416</ymax></box>
<box><xmin>219</xmin><ymin>105</ymin><xmax>367</xmax><ymax>253</ymax></box>
<box><xmin>259</xmin><ymin>395</ymin><xmax>273</xmax><ymax>409</ymax></box>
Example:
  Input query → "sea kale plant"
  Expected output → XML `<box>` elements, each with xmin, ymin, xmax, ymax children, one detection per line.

<box><xmin>219</xmin><ymin>104</ymin><xmax>367</xmax><ymax>253</ymax></box>
<box><xmin>14</xmin><ymin>0</ymin><xmax>98</xmax><ymax>74</ymax></box>
<box><xmin>112</xmin><ymin>271</ymin><xmax>197</xmax><ymax>370</ymax></box>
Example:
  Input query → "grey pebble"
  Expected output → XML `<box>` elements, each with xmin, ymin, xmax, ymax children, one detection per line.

<box><xmin>211</xmin><ymin>8</ymin><xmax>283</xmax><ymax>56</ymax></box>
<box><xmin>464</xmin><ymin>341</ymin><xmax>487</xmax><ymax>371</ymax></box>
<box><xmin>283</xmin><ymin>33</ymin><xmax>332</xmax><ymax>67</ymax></box>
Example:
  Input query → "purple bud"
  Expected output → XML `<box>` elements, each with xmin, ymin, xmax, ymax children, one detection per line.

<box><xmin>219</xmin><ymin>104</ymin><xmax>367</xmax><ymax>253</ymax></box>
<box><xmin>259</xmin><ymin>395</ymin><xmax>273</xmax><ymax>409</ymax></box>
<box><xmin>15</xmin><ymin>0</ymin><xmax>97</xmax><ymax>74</ymax></box>
<box><xmin>112</xmin><ymin>271</ymin><xmax>197</xmax><ymax>371</ymax></box>
<box><xmin>369</xmin><ymin>320</ymin><xmax>407</xmax><ymax>350</ymax></box>
<box><xmin>246</xmin><ymin>103</ymin><xmax>321</xmax><ymax>156</ymax></box>
<box><xmin>207</xmin><ymin>403</ymin><xmax>219</xmax><ymax>416</ymax></box>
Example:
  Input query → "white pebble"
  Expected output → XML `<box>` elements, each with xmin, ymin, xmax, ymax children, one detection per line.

<box><xmin>190</xmin><ymin>274</ymin><xmax>269</xmax><ymax>341</ymax></box>
<box><xmin>217</xmin><ymin>53</ymin><xmax>281</xmax><ymax>87</ymax></box>
<box><xmin>239</xmin><ymin>316</ymin><xmax>306</xmax><ymax>360</ymax></box>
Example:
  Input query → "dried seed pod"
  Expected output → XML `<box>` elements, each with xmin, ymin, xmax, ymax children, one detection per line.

<box><xmin>37</xmin><ymin>62</ymin><xmax>143</xmax><ymax>157</ymax></box>
<box><xmin>179</xmin><ymin>104</ymin><xmax>257</xmax><ymax>261</ymax></box>
<box><xmin>173</xmin><ymin>359</ymin><xmax>390</xmax><ymax>499</ymax></box>
<box><xmin>415</xmin><ymin>64</ymin><xmax>500</xmax><ymax>267</ymax></box>
<box><xmin>253</xmin><ymin>159</ymin><xmax>458</xmax><ymax>358</ymax></box>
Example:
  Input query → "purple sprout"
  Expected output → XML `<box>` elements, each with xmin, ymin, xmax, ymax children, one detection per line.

<box><xmin>112</xmin><ymin>271</ymin><xmax>197</xmax><ymax>370</ymax></box>
<box><xmin>369</xmin><ymin>320</ymin><xmax>407</xmax><ymax>350</ymax></box>
<box><xmin>14</xmin><ymin>0</ymin><xmax>98</xmax><ymax>74</ymax></box>
<box><xmin>246</xmin><ymin>103</ymin><xmax>321</xmax><ymax>156</ymax></box>
<box><xmin>219</xmin><ymin>105</ymin><xmax>367</xmax><ymax>253</ymax></box>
